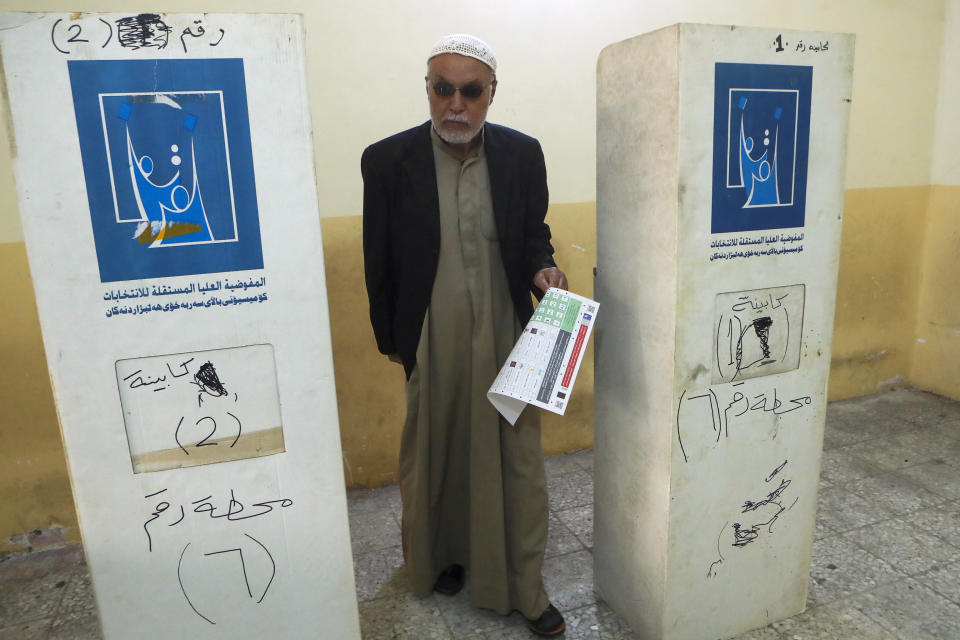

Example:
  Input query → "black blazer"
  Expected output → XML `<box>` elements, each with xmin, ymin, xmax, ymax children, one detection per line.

<box><xmin>361</xmin><ymin>121</ymin><xmax>558</xmax><ymax>378</ymax></box>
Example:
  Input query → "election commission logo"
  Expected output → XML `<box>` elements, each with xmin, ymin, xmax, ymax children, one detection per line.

<box><xmin>68</xmin><ymin>59</ymin><xmax>263</xmax><ymax>282</ymax></box>
<box><xmin>711</xmin><ymin>63</ymin><xmax>812</xmax><ymax>234</ymax></box>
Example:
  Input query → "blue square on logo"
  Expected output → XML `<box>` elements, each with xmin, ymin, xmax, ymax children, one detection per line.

<box><xmin>68</xmin><ymin>59</ymin><xmax>263</xmax><ymax>282</ymax></box>
<box><xmin>711</xmin><ymin>63</ymin><xmax>812</xmax><ymax>234</ymax></box>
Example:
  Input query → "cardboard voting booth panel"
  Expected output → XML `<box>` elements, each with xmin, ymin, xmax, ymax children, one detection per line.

<box><xmin>594</xmin><ymin>24</ymin><xmax>853</xmax><ymax>640</ymax></box>
<box><xmin>0</xmin><ymin>13</ymin><xmax>360</xmax><ymax>638</ymax></box>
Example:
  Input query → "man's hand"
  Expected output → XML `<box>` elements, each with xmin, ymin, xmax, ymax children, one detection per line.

<box><xmin>533</xmin><ymin>267</ymin><xmax>568</xmax><ymax>293</ymax></box>
<box><xmin>387</xmin><ymin>353</ymin><xmax>403</xmax><ymax>364</ymax></box>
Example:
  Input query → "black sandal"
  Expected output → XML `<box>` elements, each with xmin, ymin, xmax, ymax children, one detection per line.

<box><xmin>526</xmin><ymin>603</ymin><xmax>566</xmax><ymax>636</ymax></box>
<box><xmin>432</xmin><ymin>564</ymin><xmax>465</xmax><ymax>595</ymax></box>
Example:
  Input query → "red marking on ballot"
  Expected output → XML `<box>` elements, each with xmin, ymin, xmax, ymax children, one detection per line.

<box><xmin>561</xmin><ymin>324</ymin><xmax>589</xmax><ymax>388</ymax></box>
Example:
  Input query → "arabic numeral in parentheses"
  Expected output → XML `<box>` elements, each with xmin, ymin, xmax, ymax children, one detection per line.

<box><xmin>67</xmin><ymin>24</ymin><xmax>89</xmax><ymax>43</ymax></box>
<box><xmin>195</xmin><ymin>417</ymin><xmax>218</xmax><ymax>447</ymax></box>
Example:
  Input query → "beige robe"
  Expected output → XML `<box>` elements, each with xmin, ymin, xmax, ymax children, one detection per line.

<box><xmin>397</xmin><ymin>129</ymin><xmax>550</xmax><ymax>618</ymax></box>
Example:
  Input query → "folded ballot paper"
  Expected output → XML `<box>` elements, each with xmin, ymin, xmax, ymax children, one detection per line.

<box><xmin>487</xmin><ymin>288</ymin><xmax>599</xmax><ymax>425</ymax></box>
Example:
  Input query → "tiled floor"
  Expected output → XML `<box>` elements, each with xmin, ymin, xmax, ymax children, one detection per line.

<box><xmin>2</xmin><ymin>388</ymin><xmax>959</xmax><ymax>639</ymax></box>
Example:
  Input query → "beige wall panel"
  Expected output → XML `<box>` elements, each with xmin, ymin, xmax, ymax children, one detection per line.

<box><xmin>1</xmin><ymin>186</ymin><xmax>953</xmax><ymax>542</ymax></box>
<box><xmin>538</xmin><ymin>204</ymin><xmax>598</xmax><ymax>456</ymax></box>
<box><xmin>3</xmin><ymin>183</ymin><xmax>957</xmax><ymax>542</ymax></box>
<box><xmin>321</xmin><ymin>215</ymin><xmax>406</xmax><ymax>488</ymax></box>
<box><xmin>911</xmin><ymin>185</ymin><xmax>960</xmax><ymax>400</ymax></box>
<box><xmin>4</xmin><ymin>183</ymin><xmax>953</xmax><ymax>540</ymax></box>
<box><xmin>829</xmin><ymin>187</ymin><xmax>928</xmax><ymax>400</ymax></box>
<box><xmin>0</xmin><ymin>242</ymin><xmax>79</xmax><ymax>552</ymax></box>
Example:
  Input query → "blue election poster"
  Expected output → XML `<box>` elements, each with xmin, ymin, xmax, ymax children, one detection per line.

<box><xmin>711</xmin><ymin>63</ymin><xmax>812</xmax><ymax>234</ymax></box>
<box><xmin>68</xmin><ymin>58</ymin><xmax>263</xmax><ymax>282</ymax></box>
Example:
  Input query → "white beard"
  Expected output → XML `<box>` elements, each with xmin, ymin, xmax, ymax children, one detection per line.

<box><xmin>432</xmin><ymin>113</ymin><xmax>483</xmax><ymax>145</ymax></box>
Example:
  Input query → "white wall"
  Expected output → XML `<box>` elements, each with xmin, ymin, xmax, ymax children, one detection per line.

<box><xmin>931</xmin><ymin>0</ymin><xmax>960</xmax><ymax>185</ymax></box>
<box><xmin>0</xmin><ymin>0</ymin><xmax>951</xmax><ymax>245</ymax></box>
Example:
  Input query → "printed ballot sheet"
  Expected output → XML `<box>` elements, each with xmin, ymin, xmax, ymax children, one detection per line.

<box><xmin>488</xmin><ymin>288</ymin><xmax>598</xmax><ymax>424</ymax></box>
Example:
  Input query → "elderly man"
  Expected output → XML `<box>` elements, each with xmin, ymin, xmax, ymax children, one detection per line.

<box><xmin>361</xmin><ymin>35</ymin><xmax>567</xmax><ymax>636</ymax></box>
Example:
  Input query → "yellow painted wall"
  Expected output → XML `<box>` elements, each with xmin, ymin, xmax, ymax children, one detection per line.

<box><xmin>915</xmin><ymin>2</ymin><xmax>960</xmax><ymax>399</ymax></box>
<box><xmin>0</xmin><ymin>242</ymin><xmax>80</xmax><ymax>552</ymax></box>
<box><xmin>911</xmin><ymin>186</ymin><xmax>960</xmax><ymax>399</ymax></box>
<box><xmin>828</xmin><ymin>188</ymin><xmax>929</xmax><ymax>399</ymax></box>
<box><xmin>328</xmin><ymin>185</ymin><xmax>956</xmax><ymax>487</ymax></box>
<box><xmin>0</xmin><ymin>187</ymin><xmax>955</xmax><ymax>545</ymax></box>
<box><xmin>1</xmin><ymin>185</ymin><xmax>939</xmax><ymax>526</ymax></box>
<box><xmin>0</xmin><ymin>182</ymin><xmax>948</xmax><ymax>539</ymax></box>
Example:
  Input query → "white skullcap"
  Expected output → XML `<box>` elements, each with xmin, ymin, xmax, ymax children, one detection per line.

<box><xmin>428</xmin><ymin>34</ymin><xmax>497</xmax><ymax>72</ymax></box>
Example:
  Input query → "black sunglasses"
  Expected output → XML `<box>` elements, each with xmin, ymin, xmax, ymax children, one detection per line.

<box><xmin>429</xmin><ymin>80</ymin><xmax>490</xmax><ymax>100</ymax></box>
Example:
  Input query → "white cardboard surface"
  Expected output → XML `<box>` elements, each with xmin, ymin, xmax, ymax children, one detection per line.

<box><xmin>1</xmin><ymin>13</ymin><xmax>360</xmax><ymax>639</ymax></box>
<box><xmin>596</xmin><ymin>24</ymin><xmax>853</xmax><ymax>640</ymax></box>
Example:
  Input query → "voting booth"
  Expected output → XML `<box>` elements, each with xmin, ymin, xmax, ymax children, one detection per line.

<box><xmin>0</xmin><ymin>13</ymin><xmax>360</xmax><ymax>638</ymax></box>
<box><xmin>594</xmin><ymin>24</ymin><xmax>853</xmax><ymax>640</ymax></box>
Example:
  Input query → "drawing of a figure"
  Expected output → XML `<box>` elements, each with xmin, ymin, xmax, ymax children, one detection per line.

<box><xmin>732</xmin><ymin>523</ymin><xmax>759</xmax><ymax>547</ymax></box>
<box><xmin>737</xmin><ymin>98</ymin><xmax>782</xmax><ymax>207</ymax></box>
<box><xmin>733</xmin><ymin>315</ymin><xmax>776</xmax><ymax>379</ymax></box>
<box><xmin>120</xmin><ymin>100</ymin><xmax>213</xmax><ymax>246</ymax></box>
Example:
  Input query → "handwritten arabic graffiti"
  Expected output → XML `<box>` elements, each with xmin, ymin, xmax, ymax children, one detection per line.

<box><xmin>174</xmin><ymin>411</ymin><xmax>242</xmax><ymax>454</ymax></box>
<box><xmin>736</xmin><ymin>477</ymin><xmax>793</xmax><ymax>545</ymax></box>
<box><xmin>123</xmin><ymin>356</ymin><xmax>242</xmax><ymax>456</ymax></box>
<box><xmin>713</xmin><ymin>285</ymin><xmax>805</xmax><ymax>384</ymax></box>
<box><xmin>178</xmin><ymin>534</ymin><xmax>276</xmax><ymax>625</ymax></box>
<box><xmin>676</xmin><ymin>382</ymin><xmax>812</xmax><ymax>463</ymax></box>
<box><xmin>709</xmin><ymin>461</ymin><xmax>797</xmax><ymax>577</ymax></box>
<box><xmin>123</xmin><ymin>356</ymin><xmax>194</xmax><ymax>393</ymax></box>
<box><xmin>711</xmin><ymin>63</ymin><xmax>812</xmax><ymax>233</ymax></box>
<box><xmin>179</xmin><ymin>19</ymin><xmax>226</xmax><ymax>53</ymax></box>
<box><xmin>143</xmin><ymin>488</ymin><xmax>292</xmax><ymax>552</ymax></box>
<box><xmin>68</xmin><ymin>58</ymin><xmax>262</xmax><ymax>282</ymax></box>
<box><xmin>116</xmin><ymin>345</ymin><xmax>284</xmax><ymax>473</ymax></box>
<box><xmin>707</xmin><ymin>460</ymin><xmax>797</xmax><ymax>578</ymax></box>
<box><xmin>142</xmin><ymin>488</ymin><xmax>285</xmax><ymax>624</ymax></box>
<box><xmin>52</xmin><ymin>14</ymin><xmax>226</xmax><ymax>55</ymax></box>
